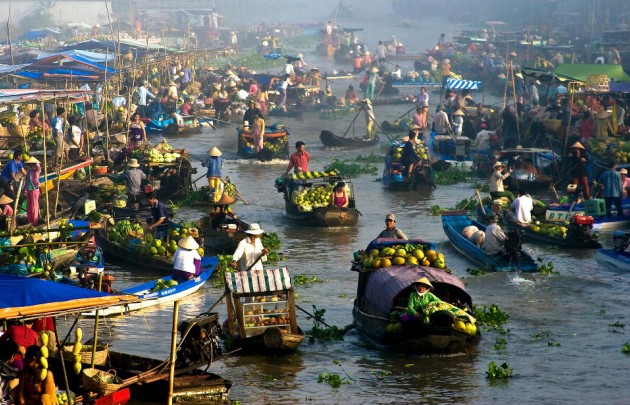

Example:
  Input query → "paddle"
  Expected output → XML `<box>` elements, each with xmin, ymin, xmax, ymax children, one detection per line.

<box><xmin>341</xmin><ymin>103</ymin><xmax>366</xmax><ymax>138</ymax></box>
<box><xmin>295</xmin><ymin>304</ymin><xmax>333</xmax><ymax>328</ymax></box>
<box><xmin>196</xmin><ymin>114</ymin><xmax>216</xmax><ymax>130</ymax></box>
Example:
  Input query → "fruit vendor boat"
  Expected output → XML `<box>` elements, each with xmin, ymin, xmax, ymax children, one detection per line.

<box><xmin>502</xmin><ymin>215</ymin><xmax>601</xmax><ymax>249</ymax></box>
<box><xmin>38</xmin><ymin>158</ymin><xmax>93</xmax><ymax>191</ymax></box>
<box><xmin>382</xmin><ymin>141</ymin><xmax>434</xmax><ymax>190</ymax></box>
<box><xmin>319</xmin><ymin>130</ymin><xmax>380</xmax><ymax>149</ymax></box>
<box><xmin>543</xmin><ymin>197</ymin><xmax>630</xmax><ymax>232</ymax></box>
<box><xmin>237</xmin><ymin>124</ymin><xmax>290</xmax><ymax>160</ymax></box>
<box><xmin>275</xmin><ymin>172</ymin><xmax>360</xmax><ymax>226</ymax></box>
<box><xmin>442</xmin><ymin>213</ymin><xmax>538</xmax><ymax>272</ymax></box>
<box><xmin>83</xmin><ymin>256</ymin><xmax>217</xmax><ymax>317</ymax></box>
<box><xmin>141</xmin><ymin>115</ymin><xmax>203</xmax><ymax>136</ymax></box>
<box><xmin>597</xmin><ymin>231</ymin><xmax>630</xmax><ymax>271</ymax></box>
<box><xmin>351</xmin><ymin>238</ymin><xmax>480</xmax><ymax>353</ymax></box>
<box><xmin>223</xmin><ymin>267</ymin><xmax>304</xmax><ymax>353</ymax></box>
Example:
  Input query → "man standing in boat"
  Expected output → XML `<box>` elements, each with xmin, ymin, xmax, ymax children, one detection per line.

<box><xmin>377</xmin><ymin>213</ymin><xmax>408</xmax><ymax>240</ymax></box>
<box><xmin>363</xmin><ymin>99</ymin><xmax>376</xmax><ymax>139</ymax></box>
<box><xmin>284</xmin><ymin>141</ymin><xmax>310</xmax><ymax>175</ymax></box>
<box><xmin>229</xmin><ymin>224</ymin><xmax>269</xmax><ymax>272</ymax></box>
<box><xmin>598</xmin><ymin>161</ymin><xmax>623</xmax><ymax>218</ymax></box>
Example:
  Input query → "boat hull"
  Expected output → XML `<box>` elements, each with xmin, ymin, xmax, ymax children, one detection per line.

<box><xmin>95</xmin><ymin>229</ymin><xmax>174</xmax><ymax>273</ymax></box>
<box><xmin>597</xmin><ymin>249</ymin><xmax>630</xmax><ymax>270</ymax></box>
<box><xmin>223</xmin><ymin>324</ymin><xmax>305</xmax><ymax>354</ymax></box>
<box><xmin>442</xmin><ymin>213</ymin><xmax>538</xmax><ymax>272</ymax></box>
<box><xmin>237</xmin><ymin>127</ymin><xmax>289</xmax><ymax>160</ymax></box>
<box><xmin>503</xmin><ymin>216</ymin><xmax>601</xmax><ymax>249</ymax></box>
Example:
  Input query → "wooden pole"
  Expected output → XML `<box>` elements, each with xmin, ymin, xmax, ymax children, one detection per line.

<box><xmin>90</xmin><ymin>272</ymin><xmax>103</xmax><ymax>369</ymax></box>
<box><xmin>104</xmin><ymin>49</ymin><xmax>111</xmax><ymax>167</ymax></box>
<box><xmin>7</xmin><ymin>0</ymin><xmax>14</xmax><ymax>65</ymax></box>
<box><xmin>53</xmin><ymin>318</ymin><xmax>72</xmax><ymax>405</ymax></box>
<box><xmin>167</xmin><ymin>300</ymin><xmax>180</xmax><ymax>405</ymax></box>
<box><xmin>510</xmin><ymin>63</ymin><xmax>521</xmax><ymax>144</ymax></box>
<box><xmin>42</xmin><ymin>101</ymin><xmax>51</xmax><ymax>229</ymax></box>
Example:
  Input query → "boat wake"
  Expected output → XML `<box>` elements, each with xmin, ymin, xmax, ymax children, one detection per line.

<box><xmin>508</xmin><ymin>273</ymin><xmax>536</xmax><ymax>289</ymax></box>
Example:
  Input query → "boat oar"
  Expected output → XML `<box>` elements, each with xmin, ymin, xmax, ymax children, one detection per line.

<box><xmin>295</xmin><ymin>304</ymin><xmax>333</xmax><ymax>328</ymax></box>
<box><xmin>196</xmin><ymin>114</ymin><xmax>216</xmax><ymax>130</ymax></box>
<box><xmin>341</xmin><ymin>103</ymin><xmax>366</xmax><ymax>138</ymax></box>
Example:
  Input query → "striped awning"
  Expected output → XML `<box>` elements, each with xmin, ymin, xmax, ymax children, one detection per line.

<box><xmin>446</xmin><ymin>78</ymin><xmax>482</xmax><ymax>90</ymax></box>
<box><xmin>225</xmin><ymin>268</ymin><xmax>292</xmax><ymax>294</ymax></box>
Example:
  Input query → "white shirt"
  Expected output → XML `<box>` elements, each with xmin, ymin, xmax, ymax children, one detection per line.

<box><xmin>416</xmin><ymin>91</ymin><xmax>429</xmax><ymax>107</ymax></box>
<box><xmin>172</xmin><ymin>113</ymin><xmax>184</xmax><ymax>126</ymax></box>
<box><xmin>173</xmin><ymin>247</ymin><xmax>201</xmax><ymax>274</ymax></box>
<box><xmin>68</xmin><ymin>125</ymin><xmax>82</xmax><ymax>149</ymax></box>
<box><xmin>232</xmin><ymin>237</ymin><xmax>266</xmax><ymax>272</ymax></box>
<box><xmin>510</xmin><ymin>195</ymin><xmax>533</xmax><ymax>224</ymax></box>
<box><xmin>111</xmin><ymin>95</ymin><xmax>126</xmax><ymax>108</ymax></box>
<box><xmin>484</xmin><ymin>223</ymin><xmax>506</xmax><ymax>255</ymax></box>
<box><xmin>452</xmin><ymin>116</ymin><xmax>463</xmax><ymax>135</ymax></box>
<box><xmin>284</xmin><ymin>64</ymin><xmax>295</xmax><ymax>75</ymax></box>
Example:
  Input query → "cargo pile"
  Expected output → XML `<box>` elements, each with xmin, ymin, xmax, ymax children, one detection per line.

<box><xmin>107</xmin><ymin>220</ymin><xmax>203</xmax><ymax>258</ymax></box>
<box><xmin>529</xmin><ymin>222</ymin><xmax>568</xmax><ymax>238</ymax></box>
<box><xmin>357</xmin><ymin>242</ymin><xmax>447</xmax><ymax>270</ymax></box>
<box><xmin>292</xmin><ymin>184</ymin><xmax>334</xmax><ymax>212</ymax></box>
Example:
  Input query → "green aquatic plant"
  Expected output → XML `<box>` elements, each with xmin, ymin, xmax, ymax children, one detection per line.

<box><xmin>433</xmin><ymin>167</ymin><xmax>471</xmax><ymax>185</ymax></box>
<box><xmin>474</xmin><ymin>304</ymin><xmax>510</xmax><ymax>334</ymax></box>
<box><xmin>486</xmin><ymin>362</ymin><xmax>513</xmax><ymax>380</ymax></box>
<box><xmin>493</xmin><ymin>337</ymin><xmax>507</xmax><ymax>351</ymax></box>
<box><xmin>307</xmin><ymin>306</ymin><xmax>344</xmax><ymax>343</ymax></box>
<box><xmin>466</xmin><ymin>267</ymin><xmax>486</xmax><ymax>276</ymax></box>
<box><xmin>317</xmin><ymin>372</ymin><xmax>349</xmax><ymax>388</ymax></box>
<box><xmin>324</xmin><ymin>159</ymin><xmax>378</xmax><ymax>176</ymax></box>
<box><xmin>609</xmin><ymin>321</ymin><xmax>625</xmax><ymax>328</ymax></box>
<box><xmin>293</xmin><ymin>275</ymin><xmax>325</xmax><ymax>285</ymax></box>
<box><xmin>354</xmin><ymin>153</ymin><xmax>383</xmax><ymax>163</ymax></box>
<box><xmin>537</xmin><ymin>258</ymin><xmax>557</xmax><ymax>275</ymax></box>
<box><xmin>622</xmin><ymin>342</ymin><xmax>630</xmax><ymax>354</ymax></box>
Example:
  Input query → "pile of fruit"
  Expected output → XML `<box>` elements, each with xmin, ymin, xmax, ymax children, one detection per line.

<box><xmin>292</xmin><ymin>184</ymin><xmax>334</xmax><ymax>212</ymax></box>
<box><xmin>38</xmin><ymin>332</ymin><xmax>51</xmax><ymax>382</ymax></box>
<box><xmin>357</xmin><ymin>243</ymin><xmax>447</xmax><ymax>270</ymax></box>
<box><xmin>94</xmin><ymin>184</ymin><xmax>126</xmax><ymax>205</ymax></box>
<box><xmin>589</xmin><ymin>139</ymin><xmax>630</xmax><ymax>164</ymax></box>
<box><xmin>56</xmin><ymin>390</ymin><xmax>74</xmax><ymax>405</ymax></box>
<box><xmin>108</xmin><ymin>220</ymin><xmax>203</xmax><ymax>258</ymax></box>
<box><xmin>262</xmin><ymin>139</ymin><xmax>287</xmax><ymax>154</ymax></box>
<box><xmin>529</xmin><ymin>222</ymin><xmax>569</xmax><ymax>239</ymax></box>
<box><xmin>145</xmin><ymin>147</ymin><xmax>182</xmax><ymax>164</ymax></box>
<box><xmin>388</xmin><ymin>141</ymin><xmax>429</xmax><ymax>163</ymax></box>
<box><xmin>152</xmin><ymin>278</ymin><xmax>179</xmax><ymax>292</ymax></box>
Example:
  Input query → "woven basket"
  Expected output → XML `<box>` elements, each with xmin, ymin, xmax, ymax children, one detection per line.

<box><xmin>62</xmin><ymin>344</ymin><xmax>109</xmax><ymax>366</ymax></box>
<box><xmin>0</xmin><ymin>126</ymin><xmax>9</xmax><ymax>137</ymax></box>
<box><xmin>82</xmin><ymin>368</ymin><xmax>123</xmax><ymax>396</ymax></box>
<box><xmin>7</xmin><ymin>124</ymin><xmax>30</xmax><ymax>137</ymax></box>
<box><xmin>541</xmin><ymin>119</ymin><xmax>561</xmax><ymax>133</ymax></box>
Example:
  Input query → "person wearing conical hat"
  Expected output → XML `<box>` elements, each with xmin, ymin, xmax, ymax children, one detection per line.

<box><xmin>567</xmin><ymin>140</ymin><xmax>590</xmax><ymax>200</ymax></box>
<box><xmin>24</xmin><ymin>157</ymin><xmax>41</xmax><ymax>226</ymax></box>
<box><xmin>229</xmin><ymin>223</ymin><xmax>269</xmax><ymax>272</ymax></box>
<box><xmin>400</xmin><ymin>277</ymin><xmax>442</xmax><ymax>327</ymax></box>
<box><xmin>202</xmin><ymin>147</ymin><xmax>224</xmax><ymax>202</ymax></box>
<box><xmin>173</xmin><ymin>236</ymin><xmax>202</xmax><ymax>280</ymax></box>
<box><xmin>123</xmin><ymin>158</ymin><xmax>146</xmax><ymax>208</ymax></box>
<box><xmin>593</xmin><ymin>110</ymin><xmax>613</xmax><ymax>142</ymax></box>
<box><xmin>365</xmin><ymin>66</ymin><xmax>382</xmax><ymax>100</ymax></box>
<box><xmin>0</xmin><ymin>194</ymin><xmax>14</xmax><ymax>230</ymax></box>
<box><xmin>362</xmin><ymin>99</ymin><xmax>376</xmax><ymax>139</ymax></box>
<box><xmin>489</xmin><ymin>161</ymin><xmax>515</xmax><ymax>202</ymax></box>
<box><xmin>167</xmin><ymin>80</ymin><xmax>179</xmax><ymax>102</ymax></box>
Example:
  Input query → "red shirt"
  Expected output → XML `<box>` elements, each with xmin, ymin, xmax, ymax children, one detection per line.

<box><xmin>2</xmin><ymin>325</ymin><xmax>39</xmax><ymax>348</ymax></box>
<box><xmin>287</xmin><ymin>151</ymin><xmax>310</xmax><ymax>173</ymax></box>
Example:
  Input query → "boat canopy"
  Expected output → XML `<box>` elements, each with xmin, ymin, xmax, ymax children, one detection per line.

<box><xmin>225</xmin><ymin>268</ymin><xmax>292</xmax><ymax>294</ymax></box>
<box><xmin>363</xmin><ymin>266</ymin><xmax>469</xmax><ymax>319</ymax></box>
<box><xmin>554</xmin><ymin>63</ymin><xmax>630</xmax><ymax>83</ymax></box>
<box><xmin>0</xmin><ymin>274</ymin><xmax>137</xmax><ymax>320</ymax></box>
<box><xmin>445</xmin><ymin>78</ymin><xmax>482</xmax><ymax>90</ymax></box>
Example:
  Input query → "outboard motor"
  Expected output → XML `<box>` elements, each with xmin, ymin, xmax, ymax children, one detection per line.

<box><xmin>612</xmin><ymin>231</ymin><xmax>630</xmax><ymax>252</ymax></box>
<box><xmin>569</xmin><ymin>215</ymin><xmax>595</xmax><ymax>241</ymax></box>
<box><xmin>176</xmin><ymin>312</ymin><xmax>223</xmax><ymax>368</ymax></box>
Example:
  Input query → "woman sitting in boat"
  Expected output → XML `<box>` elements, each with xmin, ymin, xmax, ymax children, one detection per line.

<box><xmin>252</xmin><ymin>112</ymin><xmax>265</xmax><ymax>153</ymax></box>
<box><xmin>18</xmin><ymin>345</ymin><xmax>57</xmax><ymax>405</ymax></box>
<box><xmin>400</xmin><ymin>128</ymin><xmax>422</xmax><ymax>180</ymax></box>
<box><xmin>173</xmin><ymin>236</ymin><xmax>202</xmax><ymax>281</ymax></box>
<box><xmin>0</xmin><ymin>194</ymin><xmax>14</xmax><ymax>231</ymax></box>
<box><xmin>400</xmin><ymin>277</ymin><xmax>474</xmax><ymax>328</ymax></box>
<box><xmin>329</xmin><ymin>182</ymin><xmax>349</xmax><ymax>208</ymax></box>
<box><xmin>28</xmin><ymin>110</ymin><xmax>49</xmax><ymax>135</ymax></box>
<box><xmin>345</xmin><ymin>85</ymin><xmax>359</xmax><ymax>104</ymax></box>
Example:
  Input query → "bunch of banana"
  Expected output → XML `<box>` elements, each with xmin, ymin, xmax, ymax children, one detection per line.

<box><xmin>72</xmin><ymin>328</ymin><xmax>82</xmax><ymax>375</ymax></box>
<box><xmin>39</xmin><ymin>332</ymin><xmax>49</xmax><ymax>381</ymax></box>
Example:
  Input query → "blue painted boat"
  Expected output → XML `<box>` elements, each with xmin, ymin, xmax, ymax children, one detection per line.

<box><xmin>544</xmin><ymin>199</ymin><xmax>630</xmax><ymax>232</ymax></box>
<box><xmin>382</xmin><ymin>141</ymin><xmax>434</xmax><ymax>190</ymax></box>
<box><xmin>597</xmin><ymin>249</ymin><xmax>630</xmax><ymax>270</ymax></box>
<box><xmin>141</xmin><ymin>115</ymin><xmax>202</xmax><ymax>135</ymax></box>
<box><xmin>441</xmin><ymin>213</ymin><xmax>538</xmax><ymax>272</ymax></box>
<box><xmin>83</xmin><ymin>256</ymin><xmax>217</xmax><ymax>317</ymax></box>
<box><xmin>426</xmin><ymin>132</ymin><xmax>473</xmax><ymax>165</ymax></box>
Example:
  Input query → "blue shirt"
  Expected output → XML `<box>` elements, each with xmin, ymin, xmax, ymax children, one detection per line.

<box><xmin>150</xmin><ymin>200</ymin><xmax>169</xmax><ymax>222</ymax></box>
<box><xmin>1</xmin><ymin>159</ymin><xmax>23</xmax><ymax>182</ymax></box>
<box><xmin>202</xmin><ymin>156</ymin><xmax>222</xmax><ymax>178</ymax></box>
<box><xmin>599</xmin><ymin>169</ymin><xmax>623</xmax><ymax>198</ymax></box>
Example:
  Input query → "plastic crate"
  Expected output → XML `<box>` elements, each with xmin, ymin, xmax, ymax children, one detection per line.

<box><xmin>584</xmin><ymin>199</ymin><xmax>605</xmax><ymax>216</ymax></box>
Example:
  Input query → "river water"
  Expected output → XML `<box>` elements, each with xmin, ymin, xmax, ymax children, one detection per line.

<box><xmin>79</xmin><ymin>3</ymin><xmax>630</xmax><ymax>404</ymax></box>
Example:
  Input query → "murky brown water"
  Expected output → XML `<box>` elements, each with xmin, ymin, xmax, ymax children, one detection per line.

<box><xmin>73</xmin><ymin>4</ymin><xmax>630</xmax><ymax>404</ymax></box>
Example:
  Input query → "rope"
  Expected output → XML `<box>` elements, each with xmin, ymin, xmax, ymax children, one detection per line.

<box><xmin>355</xmin><ymin>306</ymin><xmax>390</xmax><ymax>322</ymax></box>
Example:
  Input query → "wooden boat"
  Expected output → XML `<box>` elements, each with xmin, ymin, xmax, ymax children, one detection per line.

<box><xmin>544</xmin><ymin>198</ymin><xmax>630</xmax><ymax>232</ymax></box>
<box><xmin>502</xmin><ymin>215</ymin><xmax>601</xmax><ymax>249</ymax></box>
<box><xmin>352</xmin><ymin>239</ymin><xmax>480</xmax><ymax>354</ymax></box>
<box><xmin>223</xmin><ymin>267</ymin><xmax>304</xmax><ymax>353</ymax></box>
<box><xmin>39</xmin><ymin>158</ymin><xmax>93</xmax><ymax>191</ymax></box>
<box><xmin>441</xmin><ymin>213</ymin><xmax>538</xmax><ymax>272</ymax></box>
<box><xmin>319</xmin><ymin>130</ymin><xmax>379</xmax><ymax>149</ymax></box>
<box><xmin>237</xmin><ymin>125</ymin><xmax>289</xmax><ymax>160</ymax></box>
<box><xmin>141</xmin><ymin>115</ymin><xmax>202</xmax><ymax>135</ymax></box>
<box><xmin>597</xmin><ymin>231</ymin><xmax>630</xmax><ymax>270</ymax></box>
<box><xmin>277</xmin><ymin>172</ymin><xmax>360</xmax><ymax>226</ymax></box>
<box><xmin>83</xmin><ymin>257</ymin><xmax>217</xmax><ymax>317</ymax></box>
<box><xmin>197</xmin><ymin>215</ymin><xmax>248</xmax><ymax>254</ymax></box>
<box><xmin>382</xmin><ymin>141</ymin><xmax>434</xmax><ymax>190</ymax></box>
<box><xmin>96</xmin><ymin>228</ymin><xmax>174</xmax><ymax>273</ymax></box>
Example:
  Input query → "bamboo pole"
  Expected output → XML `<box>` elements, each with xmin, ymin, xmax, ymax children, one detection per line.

<box><xmin>103</xmin><ymin>49</ymin><xmax>111</xmax><ymax>167</ymax></box>
<box><xmin>509</xmin><ymin>62</ymin><xmax>521</xmax><ymax>144</ymax></box>
<box><xmin>167</xmin><ymin>300</ymin><xmax>180</xmax><ymax>405</ymax></box>
<box><xmin>53</xmin><ymin>318</ymin><xmax>72</xmax><ymax>405</ymax></box>
<box><xmin>90</xmin><ymin>272</ymin><xmax>103</xmax><ymax>369</ymax></box>
<box><xmin>6</xmin><ymin>0</ymin><xmax>14</xmax><ymax>65</ymax></box>
<box><xmin>43</xmin><ymin>113</ymin><xmax>51</xmax><ymax>229</ymax></box>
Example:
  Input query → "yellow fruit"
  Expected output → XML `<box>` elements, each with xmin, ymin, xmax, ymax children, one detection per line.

<box><xmin>373</xmin><ymin>259</ymin><xmax>382</xmax><ymax>268</ymax></box>
<box><xmin>454</xmin><ymin>320</ymin><xmax>466</xmax><ymax>332</ymax></box>
<box><xmin>425</xmin><ymin>250</ymin><xmax>438</xmax><ymax>262</ymax></box>
<box><xmin>381</xmin><ymin>258</ymin><xmax>392</xmax><ymax>267</ymax></box>
<box><xmin>395</xmin><ymin>248</ymin><xmax>407</xmax><ymax>257</ymax></box>
<box><xmin>73</xmin><ymin>342</ymin><xmax>82</xmax><ymax>355</ymax></box>
<box><xmin>39</xmin><ymin>369</ymin><xmax>48</xmax><ymax>381</ymax></box>
<box><xmin>363</xmin><ymin>257</ymin><xmax>373</xmax><ymax>268</ymax></box>
<box><xmin>197</xmin><ymin>247</ymin><xmax>204</xmax><ymax>256</ymax></box>
<box><xmin>39</xmin><ymin>357</ymin><xmax>48</xmax><ymax>369</ymax></box>
<box><xmin>145</xmin><ymin>234</ymin><xmax>154</xmax><ymax>242</ymax></box>
<box><xmin>154</xmin><ymin>239</ymin><xmax>162</xmax><ymax>248</ymax></box>
<box><xmin>40</xmin><ymin>346</ymin><xmax>48</xmax><ymax>359</ymax></box>
<box><xmin>74</xmin><ymin>354</ymin><xmax>81</xmax><ymax>363</ymax></box>
<box><xmin>406</xmin><ymin>256</ymin><xmax>419</xmax><ymax>265</ymax></box>
<box><xmin>369</xmin><ymin>249</ymin><xmax>380</xmax><ymax>257</ymax></box>
<box><xmin>41</xmin><ymin>332</ymin><xmax>49</xmax><ymax>347</ymax></box>
<box><xmin>433</xmin><ymin>257</ymin><xmax>446</xmax><ymax>269</ymax></box>
<box><xmin>75</xmin><ymin>328</ymin><xmax>82</xmax><ymax>342</ymax></box>
<box><xmin>466</xmin><ymin>323</ymin><xmax>477</xmax><ymax>336</ymax></box>
<box><xmin>422</xmin><ymin>259</ymin><xmax>431</xmax><ymax>266</ymax></box>
<box><xmin>73</xmin><ymin>362</ymin><xmax>82</xmax><ymax>375</ymax></box>
<box><xmin>392</xmin><ymin>257</ymin><xmax>406</xmax><ymax>265</ymax></box>
<box><xmin>412</xmin><ymin>249</ymin><xmax>425</xmax><ymax>260</ymax></box>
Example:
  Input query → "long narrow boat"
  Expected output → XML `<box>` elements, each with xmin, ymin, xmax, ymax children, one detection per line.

<box><xmin>319</xmin><ymin>130</ymin><xmax>379</xmax><ymax>149</ymax></box>
<box><xmin>352</xmin><ymin>238</ymin><xmax>480</xmax><ymax>353</ymax></box>
<box><xmin>276</xmin><ymin>172</ymin><xmax>360</xmax><ymax>226</ymax></box>
<box><xmin>95</xmin><ymin>228</ymin><xmax>175</xmax><ymax>273</ymax></box>
<box><xmin>223</xmin><ymin>267</ymin><xmax>304</xmax><ymax>353</ymax></box>
<box><xmin>237</xmin><ymin>125</ymin><xmax>290</xmax><ymax>160</ymax></box>
<box><xmin>39</xmin><ymin>158</ymin><xmax>93</xmax><ymax>191</ymax></box>
<box><xmin>503</xmin><ymin>215</ymin><xmax>601</xmax><ymax>249</ymax></box>
<box><xmin>83</xmin><ymin>257</ymin><xmax>217</xmax><ymax>317</ymax></box>
<box><xmin>442</xmin><ymin>213</ymin><xmax>538</xmax><ymax>272</ymax></box>
<box><xmin>197</xmin><ymin>215</ymin><xmax>248</xmax><ymax>254</ymax></box>
<box><xmin>597</xmin><ymin>230</ymin><xmax>630</xmax><ymax>270</ymax></box>
<box><xmin>141</xmin><ymin>115</ymin><xmax>202</xmax><ymax>136</ymax></box>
